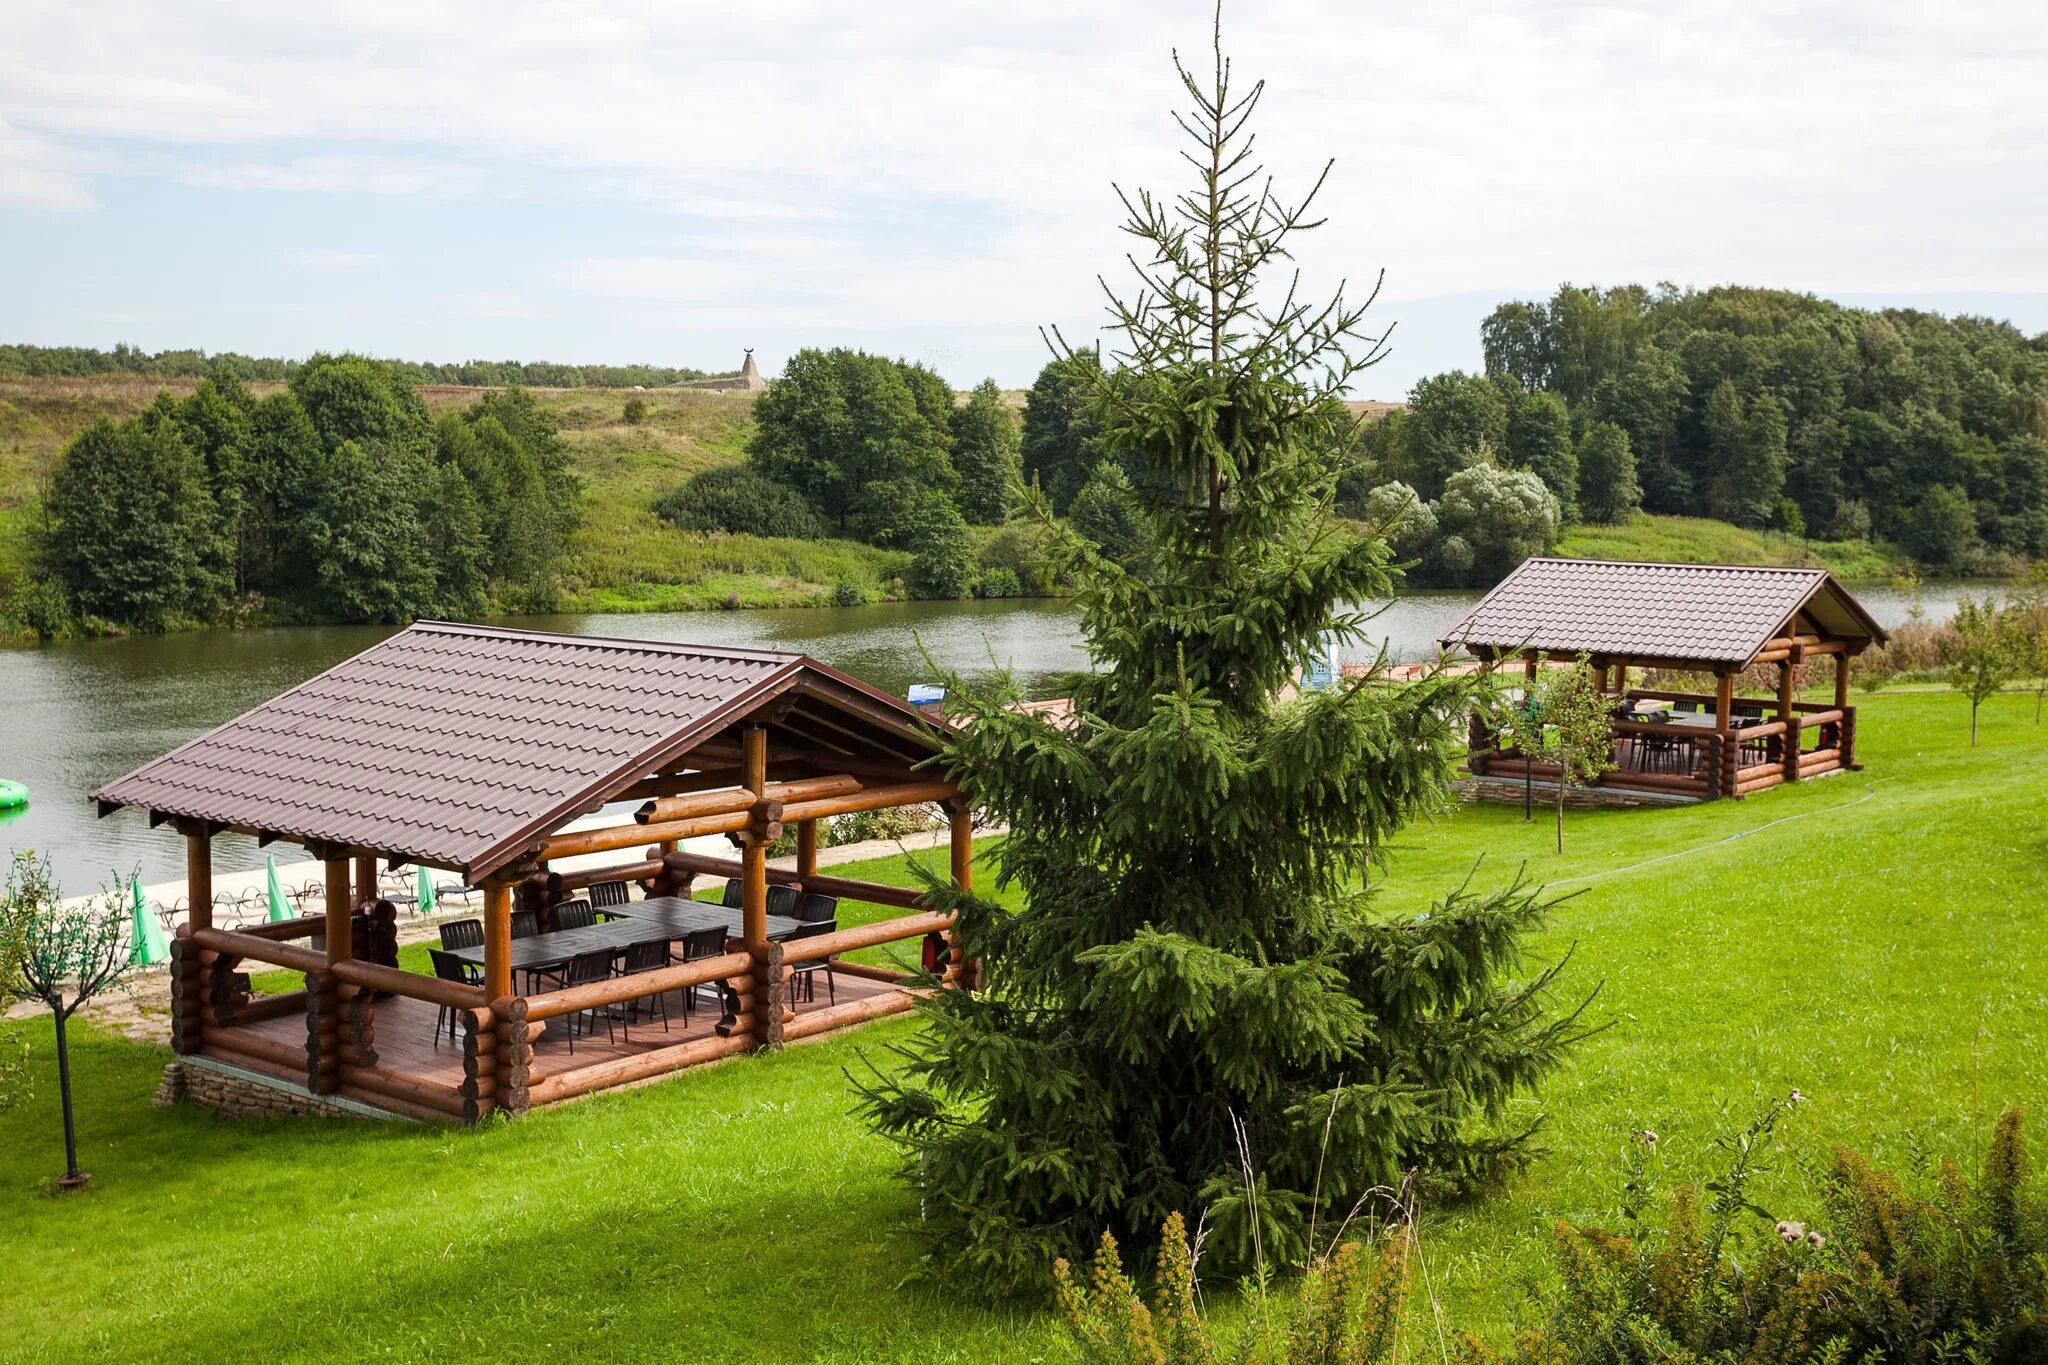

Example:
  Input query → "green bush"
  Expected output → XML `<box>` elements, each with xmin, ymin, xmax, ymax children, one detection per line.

<box><xmin>622</xmin><ymin>396</ymin><xmax>649</xmax><ymax>425</ymax></box>
<box><xmin>976</xmin><ymin>567</ymin><xmax>1023</xmax><ymax>598</ymax></box>
<box><xmin>830</xmin><ymin>578</ymin><xmax>865</xmax><ymax>607</ymax></box>
<box><xmin>904</xmin><ymin>499</ymin><xmax>977</xmax><ymax>599</ymax></box>
<box><xmin>652</xmin><ymin>464</ymin><xmax>824</xmax><ymax>540</ymax></box>
<box><xmin>979</xmin><ymin>520</ymin><xmax>1054</xmax><ymax>591</ymax></box>
<box><xmin>1465</xmin><ymin>1101</ymin><xmax>2048</xmax><ymax>1364</ymax></box>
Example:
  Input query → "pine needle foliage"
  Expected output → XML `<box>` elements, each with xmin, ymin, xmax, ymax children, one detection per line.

<box><xmin>1460</xmin><ymin>1104</ymin><xmax>2048</xmax><ymax>1364</ymax></box>
<box><xmin>856</xmin><ymin>16</ymin><xmax>1589</xmax><ymax>1289</ymax></box>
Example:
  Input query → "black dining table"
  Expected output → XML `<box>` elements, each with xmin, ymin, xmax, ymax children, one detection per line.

<box><xmin>442</xmin><ymin>896</ymin><xmax>802</xmax><ymax>977</ymax></box>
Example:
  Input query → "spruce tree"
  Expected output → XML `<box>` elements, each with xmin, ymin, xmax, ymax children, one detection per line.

<box><xmin>860</xmin><ymin>23</ymin><xmax>1588</xmax><ymax>1288</ymax></box>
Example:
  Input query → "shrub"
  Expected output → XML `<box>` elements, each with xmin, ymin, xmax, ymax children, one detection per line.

<box><xmin>652</xmin><ymin>464</ymin><xmax>824</xmax><ymax>540</ymax></box>
<box><xmin>622</xmin><ymin>396</ymin><xmax>649</xmax><ymax>425</ymax></box>
<box><xmin>830</xmin><ymin>578</ymin><xmax>865</xmax><ymax>607</ymax></box>
<box><xmin>830</xmin><ymin>804</ymin><xmax>943</xmax><ymax>844</ymax></box>
<box><xmin>1464</xmin><ymin>1101</ymin><xmax>2048</xmax><ymax>1364</ymax></box>
<box><xmin>980</xmin><ymin>520</ymin><xmax>1054</xmax><ymax>591</ymax></box>
<box><xmin>1054</xmin><ymin>1212</ymin><xmax>1412</xmax><ymax>1365</ymax></box>
<box><xmin>976</xmin><ymin>567</ymin><xmax>1023</xmax><ymax>598</ymax></box>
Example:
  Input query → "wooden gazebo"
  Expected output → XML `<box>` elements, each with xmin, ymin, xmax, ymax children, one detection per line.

<box><xmin>1442</xmin><ymin>559</ymin><xmax>1888</xmax><ymax>802</ymax></box>
<box><xmin>92</xmin><ymin>622</ymin><xmax>970</xmax><ymax>1123</ymax></box>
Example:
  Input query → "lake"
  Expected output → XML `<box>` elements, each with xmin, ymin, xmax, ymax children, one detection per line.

<box><xmin>0</xmin><ymin>581</ymin><xmax>1971</xmax><ymax>890</ymax></box>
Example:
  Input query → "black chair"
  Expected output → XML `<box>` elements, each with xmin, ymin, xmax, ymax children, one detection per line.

<box><xmin>787</xmin><ymin>918</ymin><xmax>838</xmax><ymax>1007</ymax></box>
<box><xmin>795</xmin><ymin>892</ymin><xmax>838</xmax><ymax>924</ymax></box>
<box><xmin>766</xmin><ymin>883</ymin><xmax>799</xmax><ymax>918</ymax></box>
<box><xmin>589</xmin><ymin>880</ymin><xmax>632</xmax><ymax>915</ymax></box>
<box><xmin>678</xmin><ymin>925</ymin><xmax>728</xmax><ymax>1016</ymax></box>
<box><xmin>720</xmin><ymin>878</ymin><xmax>744</xmax><ymax>908</ymax></box>
<box><xmin>561</xmin><ymin>949</ymin><xmax>618</xmax><ymax>1053</ymax></box>
<box><xmin>551</xmin><ymin>899</ymin><xmax>596</xmax><ymax>932</ymax></box>
<box><xmin>619</xmin><ymin>938</ymin><xmax>672</xmax><ymax>1038</ymax></box>
<box><xmin>439</xmin><ymin>918</ymin><xmax>484</xmax><ymax>951</ymax></box>
<box><xmin>510</xmin><ymin>908</ymin><xmax>540</xmax><ymax>939</ymax></box>
<box><xmin>428</xmin><ymin>950</ymin><xmax>477</xmax><ymax>1044</ymax></box>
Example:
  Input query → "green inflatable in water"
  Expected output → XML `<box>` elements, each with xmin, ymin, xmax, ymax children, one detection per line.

<box><xmin>0</xmin><ymin>779</ymin><xmax>27</xmax><ymax>809</ymax></box>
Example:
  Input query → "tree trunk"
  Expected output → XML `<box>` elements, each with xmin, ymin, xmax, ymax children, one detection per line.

<box><xmin>1555</xmin><ymin>779</ymin><xmax>1566</xmax><ymax>854</ymax></box>
<box><xmin>54</xmin><ymin>1008</ymin><xmax>82</xmax><ymax>1184</ymax></box>
<box><xmin>1972</xmin><ymin>700</ymin><xmax>1980</xmax><ymax>747</ymax></box>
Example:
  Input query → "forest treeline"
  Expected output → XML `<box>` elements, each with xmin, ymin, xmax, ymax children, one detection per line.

<box><xmin>1345</xmin><ymin>284</ymin><xmax>2048</xmax><ymax>582</ymax></box>
<box><xmin>17</xmin><ymin>356</ymin><xmax>578</xmax><ymax>634</ymax></box>
<box><xmin>0</xmin><ymin>342</ymin><xmax>713</xmax><ymax>390</ymax></box>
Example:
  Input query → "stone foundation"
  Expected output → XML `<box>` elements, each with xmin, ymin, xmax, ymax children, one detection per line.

<box><xmin>1455</xmin><ymin>775</ymin><xmax>1701</xmax><ymax>810</ymax></box>
<box><xmin>152</xmin><ymin>1056</ymin><xmax>411</xmax><ymax>1122</ymax></box>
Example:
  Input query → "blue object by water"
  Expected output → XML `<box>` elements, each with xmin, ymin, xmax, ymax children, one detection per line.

<box><xmin>908</xmin><ymin>684</ymin><xmax>946</xmax><ymax>705</ymax></box>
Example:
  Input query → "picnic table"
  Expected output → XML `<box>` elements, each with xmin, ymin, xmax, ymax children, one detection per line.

<box><xmin>441</xmin><ymin>896</ymin><xmax>801</xmax><ymax>978</ymax></box>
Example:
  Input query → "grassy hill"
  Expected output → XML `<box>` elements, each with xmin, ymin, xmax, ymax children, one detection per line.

<box><xmin>0</xmin><ymin>377</ymin><xmax>910</xmax><ymax>614</ymax></box>
<box><xmin>1559</xmin><ymin>512</ymin><xmax>1904</xmax><ymax>580</ymax></box>
<box><xmin>1</xmin><ymin>685</ymin><xmax>2041</xmax><ymax>1357</ymax></box>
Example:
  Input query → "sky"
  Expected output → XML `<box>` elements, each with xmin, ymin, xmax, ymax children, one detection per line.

<box><xmin>2</xmin><ymin>1</ymin><xmax>2045</xmax><ymax>399</ymax></box>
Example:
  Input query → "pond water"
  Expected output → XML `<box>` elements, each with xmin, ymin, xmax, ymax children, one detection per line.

<box><xmin>0</xmin><ymin>580</ymin><xmax>1973</xmax><ymax>890</ymax></box>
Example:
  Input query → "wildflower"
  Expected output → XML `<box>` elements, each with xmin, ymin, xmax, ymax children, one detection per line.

<box><xmin>1635</xmin><ymin>1129</ymin><xmax>1658</xmax><ymax>1146</ymax></box>
<box><xmin>1776</xmin><ymin>1220</ymin><xmax>1806</xmax><ymax>1243</ymax></box>
<box><xmin>1788</xmin><ymin>1088</ymin><xmax>1806</xmax><ymax>1105</ymax></box>
<box><xmin>1806</xmin><ymin>1230</ymin><xmax>1825</xmax><ymax>1248</ymax></box>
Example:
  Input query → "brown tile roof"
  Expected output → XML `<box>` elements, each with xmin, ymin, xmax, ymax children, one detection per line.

<box><xmin>91</xmin><ymin>621</ymin><xmax>939</xmax><ymax>878</ymax></box>
<box><xmin>1439</xmin><ymin>558</ymin><xmax>1886</xmax><ymax>666</ymax></box>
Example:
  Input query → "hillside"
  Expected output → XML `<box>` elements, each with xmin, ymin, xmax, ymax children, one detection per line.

<box><xmin>0</xmin><ymin>376</ymin><xmax>1910</xmax><ymax>628</ymax></box>
<box><xmin>0</xmin><ymin>377</ymin><xmax>909</xmax><ymax>615</ymax></box>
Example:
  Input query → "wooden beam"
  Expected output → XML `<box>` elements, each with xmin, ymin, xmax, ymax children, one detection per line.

<box><xmin>1714</xmin><ymin>673</ymin><xmax>1734</xmax><ymax>734</ymax></box>
<box><xmin>634</xmin><ymin>774</ymin><xmax>860</xmax><ymax>825</ymax></box>
<box><xmin>1835</xmin><ymin>652</ymin><xmax>1850</xmax><ymax>709</ymax></box>
<box><xmin>780</xmin><ymin>781</ymin><xmax>961</xmax><ymax>824</ymax></box>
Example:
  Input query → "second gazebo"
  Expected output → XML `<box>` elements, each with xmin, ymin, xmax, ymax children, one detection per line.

<box><xmin>1441</xmin><ymin>558</ymin><xmax>1889</xmax><ymax>802</ymax></box>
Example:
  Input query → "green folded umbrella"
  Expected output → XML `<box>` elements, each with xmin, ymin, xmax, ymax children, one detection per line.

<box><xmin>417</xmin><ymin>863</ymin><xmax>436</xmax><ymax>917</ymax></box>
<box><xmin>129</xmin><ymin>874</ymin><xmax>169</xmax><ymax>966</ymax></box>
<box><xmin>266</xmin><ymin>853</ymin><xmax>293</xmax><ymax>922</ymax></box>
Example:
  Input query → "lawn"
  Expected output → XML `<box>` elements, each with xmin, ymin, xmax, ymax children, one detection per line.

<box><xmin>1558</xmin><ymin>512</ymin><xmax>1901</xmax><ymax>580</ymax></box>
<box><xmin>4</xmin><ymin>687</ymin><xmax>2045</xmax><ymax>1360</ymax></box>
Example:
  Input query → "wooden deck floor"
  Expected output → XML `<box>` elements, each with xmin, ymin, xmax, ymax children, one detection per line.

<box><xmin>238</xmin><ymin>969</ymin><xmax>907</xmax><ymax>1091</ymax></box>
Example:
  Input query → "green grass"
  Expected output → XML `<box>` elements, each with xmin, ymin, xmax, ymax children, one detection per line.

<box><xmin>1559</xmin><ymin>512</ymin><xmax>1902</xmax><ymax>579</ymax></box>
<box><xmin>5</xmin><ymin>691</ymin><xmax>2046</xmax><ymax>1359</ymax></box>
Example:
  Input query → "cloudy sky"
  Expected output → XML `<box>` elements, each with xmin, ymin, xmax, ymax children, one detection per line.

<box><xmin>3</xmin><ymin>1</ymin><xmax>2044</xmax><ymax>397</ymax></box>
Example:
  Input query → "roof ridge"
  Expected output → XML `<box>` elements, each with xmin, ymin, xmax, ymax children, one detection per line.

<box><xmin>411</xmin><ymin>619</ymin><xmax>805</xmax><ymax>664</ymax></box>
<box><xmin>1525</xmin><ymin>557</ymin><xmax>1827</xmax><ymax>575</ymax></box>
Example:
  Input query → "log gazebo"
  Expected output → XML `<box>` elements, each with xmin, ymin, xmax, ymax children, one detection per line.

<box><xmin>91</xmin><ymin>622</ymin><xmax>971</xmax><ymax>1123</ymax></box>
<box><xmin>1441</xmin><ymin>558</ymin><xmax>1888</xmax><ymax>803</ymax></box>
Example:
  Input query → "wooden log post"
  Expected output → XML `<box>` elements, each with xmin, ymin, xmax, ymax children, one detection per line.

<box><xmin>302</xmin><ymin>969</ymin><xmax>341</xmax><ymax>1093</ymax></box>
<box><xmin>459</xmin><ymin>1012</ymin><xmax>497</xmax><ymax>1124</ymax></box>
<box><xmin>492</xmin><ymin>998</ymin><xmax>530</xmax><ymax>1117</ymax></box>
<box><xmin>1779</xmin><ymin>658</ymin><xmax>1801</xmax><ymax>783</ymax></box>
<box><xmin>168</xmin><ymin>929</ymin><xmax>203</xmax><ymax>1054</ymax></box>
<box><xmin>1713</xmin><ymin>670</ymin><xmax>1741</xmax><ymax>800</ymax></box>
<box><xmin>341</xmin><ymin>984</ymin><xmax>377</xmax><ymax>1067</ymax></box>
<box><xmin>185</xmin><ymin>826</ymin><xmax>213</xmax><ymax>933</ymax></box>
<box><xmin>797</xmin><ymin>819</ymin><xmax>819</xmax><ymax>882</ymax></box>
<box><xmin>947</xmin><ymin>797</ymin><xmax>978</xmax><ymax>991</ymax></box>
<box><xmin>482</xmin><ymin>880</ymin><xmax>513</xmax><ymax>1004</ymax></box>
<box><xmin>741</xmin><ymin>725</ymin><xmax>784</xmax><ymax>1048</ymax></box>
<box><xmin>353</xmin><ymin>854</ymin><xmax>379</xmax><ymax>911</ymax></box>
<box><xmin>1841</xmin><ymin>705</ymin><xmax>1859</xmax><ymax>770</ymax></box>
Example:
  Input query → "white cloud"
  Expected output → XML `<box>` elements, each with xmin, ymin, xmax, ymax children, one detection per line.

<box><xmin>1</xmin><ymin>0</ymin><xmax>2045</xmax><ymax>351</ymax></box>
<box><xmin>0</xmin><ymin>116</ymin><xmax>92</xmax><ymax>209</ymax></box>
